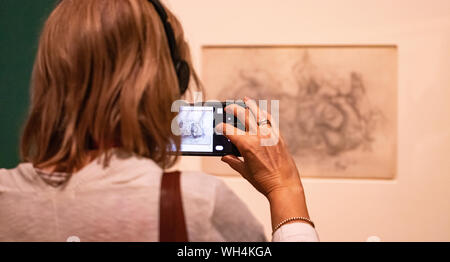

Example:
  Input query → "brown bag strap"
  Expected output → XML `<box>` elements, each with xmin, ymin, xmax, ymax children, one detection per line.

<box><xmin>159</xmin><ymin>171</ymin><xmax>189</xmax><ymax>242</ymax></box>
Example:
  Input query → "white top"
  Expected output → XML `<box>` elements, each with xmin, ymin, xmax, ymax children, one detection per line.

<box><xmin>272</xmin><ymin>222</ymin><xmax>319</xmax><ymax>242</ymax></box>
<box><xmin>0</xmin><ymin>149</ymin><xmax>318</xmax><ymax>242</ymax></box>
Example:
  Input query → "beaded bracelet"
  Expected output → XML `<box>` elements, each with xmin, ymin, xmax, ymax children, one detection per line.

<box><xmin>273</xmin><ymin>217</ymin><xmax>315</xmax><ymax>234</ymax></box>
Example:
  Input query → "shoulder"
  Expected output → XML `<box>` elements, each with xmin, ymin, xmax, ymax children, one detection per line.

<box><xmin>180</xmin><ymin>170</ymin><xmax>238</xmax><ymax>206</ymax></box>
<box><xmin>0</xmin><ymin>163</ymin><xmax>42</xmax><ymax>192</ymax></box>
<box><xmin>177</xmin><ymin>171</ymin><xmax>226</xmax><ymax>241</ymax></box>
<box><xmin>180</xmin><ymin>171</ymin><xmax>267</xmax><ymax>241</ymax></box>
<box><xmin>179</xmin><ymin>170</ymin><xmax>225</xmax><ymax>209</ymax></box>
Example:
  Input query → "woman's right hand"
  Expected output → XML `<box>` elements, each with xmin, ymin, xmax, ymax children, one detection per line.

<box><xmin>215</xmin><ymin>97</ymin><xmax>303</xmax><ymax>199</ymax></box>
<box><xmin>215</xmin><ymin>97</ymin><xmax>311</xmax><ymax>231</ymax></box>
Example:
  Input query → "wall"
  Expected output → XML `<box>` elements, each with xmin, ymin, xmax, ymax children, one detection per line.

<box><xmin>168</xmin><ymin>0</ymin><xmax>450</xmax><ymax>241</ymax></box>
<box><xmin>0</xmin><ymin>0</ymin><xmax>56</xmax><ymax>168</ymax></box>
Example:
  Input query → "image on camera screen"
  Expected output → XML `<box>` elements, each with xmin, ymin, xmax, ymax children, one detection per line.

<box><xmin>177</xmin><ymin>106</ymin><xmax>214</xmax><ymax>152</ymax></box>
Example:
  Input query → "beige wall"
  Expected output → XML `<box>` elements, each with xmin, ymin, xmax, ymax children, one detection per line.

<box><xmin>167</xmin><ymin>0</ymin><xmax>450</xmax><ymax>241</ymax></box>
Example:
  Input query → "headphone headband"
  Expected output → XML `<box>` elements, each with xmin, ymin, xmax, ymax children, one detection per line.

<box><xmin>147</xmin><ymin>0</ymin><xmax>190</xmax><ymax>95</ymax></box>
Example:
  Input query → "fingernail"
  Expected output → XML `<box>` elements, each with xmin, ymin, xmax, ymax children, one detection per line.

<box><xmin>221</xmin><ymin>155</ymin><xmax>231</xmax><ymax>161</ymax></box>
<box><xmin>215</xmin><ymin>123</ymin><xmax>223</xmax><ymax>133</ymax></box>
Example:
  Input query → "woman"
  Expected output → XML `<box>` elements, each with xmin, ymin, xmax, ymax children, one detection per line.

<box><xmin>0</xmin><ymin>0</ymin><xmax>318</xmax><ymax>242</ymax></box>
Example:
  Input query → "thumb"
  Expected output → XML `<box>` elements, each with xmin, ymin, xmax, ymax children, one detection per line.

<box><xmin>221</xmin><ymin>155</ymin><xmax>246</xmax><ymax>176</ymax></box>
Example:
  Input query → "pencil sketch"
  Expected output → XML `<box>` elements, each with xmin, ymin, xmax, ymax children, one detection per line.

<box><xmin>201</xmin><ymin>46</ymin><xmax>397</xmax><ymax>179</ymax></box>
<box><xmin>178</xmin><ymin>109</ymin><xmax>213</xmax><ymax>145</ymax></box>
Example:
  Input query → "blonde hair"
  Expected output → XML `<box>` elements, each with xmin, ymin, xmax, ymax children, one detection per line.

<box><xmin>20</xmin><ymin>0</ymin><xmax>201</xmax><ymax>172</ymax></box>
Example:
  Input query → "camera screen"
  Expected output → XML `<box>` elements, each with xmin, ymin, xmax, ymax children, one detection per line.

<box><xmin>177</xmin><ymin>106</ymin><xmax>215</xmax><ymax>152</ymax></box>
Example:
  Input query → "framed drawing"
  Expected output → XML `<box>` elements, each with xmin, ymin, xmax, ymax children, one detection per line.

<box><xmin>201</xmin><ymin>45</ymin><xmax>397</xmax><ymax>179</ymax></box>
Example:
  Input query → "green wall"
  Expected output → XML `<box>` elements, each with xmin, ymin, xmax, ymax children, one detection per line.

<box><xmin>0</xmin><ymin>0</ymin><xmax>56</xmax><ymax>168</ymax></box>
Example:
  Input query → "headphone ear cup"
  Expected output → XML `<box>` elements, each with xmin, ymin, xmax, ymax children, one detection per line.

<box><xmin>176</xmin><ymin>60</ymin><xmax>190</xmax><ymax>95</ymax></box>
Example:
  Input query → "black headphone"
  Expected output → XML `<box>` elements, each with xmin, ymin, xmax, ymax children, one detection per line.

<box><xmin>147</xmin><ymin>0</ymin><xmax>190</xmax><ymax>95</ymax></box>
